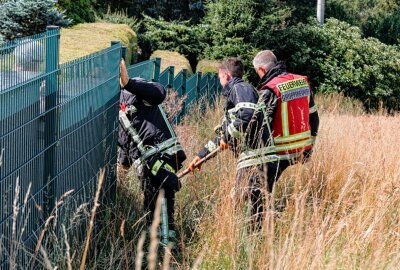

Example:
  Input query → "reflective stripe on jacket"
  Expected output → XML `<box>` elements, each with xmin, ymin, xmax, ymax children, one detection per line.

<box><xmin>264</xmin><ymin>73</ymin><xmax>313</xmax><ymax>155</ymax></box>
<box><xmin>118</xmin><ymin>77</ymin><xmax>186</xmax><ymax>171</ymax></box>
<box><xmin>236</xmin><ymin>64</ymin><xmax>319</xmax><ymax>171</ymax></box>
<box><xmin>198</xmin><ymin>77</ymin><xmax>259</xmax><ymax>159</ymax></box>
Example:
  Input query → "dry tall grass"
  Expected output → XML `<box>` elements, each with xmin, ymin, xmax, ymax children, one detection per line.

<box><xmin>4</xmin><ymin>93</ymin><xmax>399</xmax><ymax>269</ymax></box>
<box><xmin>174</xmin><ymin>93</ymin><xmax>400</xmax><ymax>269</ymax></box>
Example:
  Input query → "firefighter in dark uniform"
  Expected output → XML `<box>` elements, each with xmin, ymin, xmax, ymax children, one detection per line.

<box><xmin>239</xmin><ymin>50</ymin><xmax>320</xmax><ymax>226</ymax></box>
<box><xmin>187</xmin><ymin>57</ymin><xmax>259</xmax><ymax>187</ymax></box>
<box><xmin>118</xmin><ymin>59</ymin><xmax>186</xmax><ymax>244</ymax></box>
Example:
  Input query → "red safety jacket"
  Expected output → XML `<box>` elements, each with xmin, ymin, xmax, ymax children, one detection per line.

<box><xmin>260</xmin><ymin>73</ymin><xmax>314</xmax><ymax>156</ymax></box>
<box><xmin>236</xmin><ymin>64</ymin><xmax>319</xmax><ymax>171</ymax></box>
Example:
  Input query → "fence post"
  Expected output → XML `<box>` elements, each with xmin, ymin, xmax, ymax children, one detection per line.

<box><xmin>195</xmin><ymin>72</ymin><xmax>202</xmax><ymax>101</ymax></box>
<box><xmin>178</xmin><ymin>69</ymin><xmax>187</xmax><ymax>123</ymax></box>
<box><xmin>168</xmin><ymin>66</ymin><xmax>174</xmax><ymax>88</ymax></box>
<box><xmin>205</xmin><ymin>73</ymin><xmax>210</xmax><ymax>96</ymax></box>
<box><xmin>108</xmin><ymin>41</ymin><xmax>123</xmax><ymax>205</ymax></box>
<box><xmin>111</xmin><ymin>40</ymin><xmax>124</xmax><ymax>59</ymax></box>
<box><xmin>43</xmin><ymin>25</ymin><xmax>60</xmax><ymax>216</ymax></box>
<box><xmin>153</xmin><ymin>57</ymin><xmax>161</xmax><ymax>82</ymax></box>
<box><xmin>214</xmin><ymin>74</ymin><xmax>220</xmax><ymax>96</ymax></box>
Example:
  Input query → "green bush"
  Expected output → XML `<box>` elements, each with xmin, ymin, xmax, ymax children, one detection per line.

<box><xmin>57</xmin><ymin>0</ymin><xmax>95</xmax><ymax>24</ymax></box>
<box><xmin>377</xmin><ymin>10</ymin><xmax>400</xmax><ymax>45</ymax></box>
<box><xmin>96</xmin><ymin>7</ymin><xmax>140</xmax><ymax>33</ymax></box>
<box><xmin>273</xmin><ymin>18</ymin><xmax>400</xmax><ymax>111</ymax></box>
<box><xmin>201</xmin><ymin>0</ymin><xmax>257</xmax><ymax>62</ymax></box>
<box><xmin>0</xmin><ymin>0</ymin><xmax>71</xmax><ymax>40</ymax></box>
<box><xmin>139</xmin><ymin>15</ymin><xmax>206</xmax><ymax>68</ymax></box>
<box><xmin>326</xmin><ymin>0</ymin><xmax>400</xmax><ymax>45</ymax></box>
<box><xmin>201</xmin><ymin>0</ymin><xmax>290</xmax><ymax>81</ymax></box>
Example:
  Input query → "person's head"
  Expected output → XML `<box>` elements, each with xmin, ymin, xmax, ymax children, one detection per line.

<box><xmin>13</xmin><ymin>39</ymin><xmax>44</xmax><ymax>72</ymax></box>
<box><xmin>218</xmin><ymin>57</ymin><xmax>244</xmax><ymax>87</ymax></box>
<box><xmin>252</xmin><ymin>50</ymin><xmax>277</xmax><ymax>79</ymax></box>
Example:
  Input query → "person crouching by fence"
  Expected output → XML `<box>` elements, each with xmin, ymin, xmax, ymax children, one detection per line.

<box><xmin>117</xmin><ymin>59</ymin><xmax>186</xmax><ymax>245</ymax></box>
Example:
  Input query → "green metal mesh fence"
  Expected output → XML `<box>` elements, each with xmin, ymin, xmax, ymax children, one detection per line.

<box><xmin>0</xmin><ymin>28</ymin><xmax>120</xmax><ymax>268</ymax></box>
<box><xmin>0</xmin><ymin>27</ymin><xmax>221</xmax><ymax>268</ymax></box>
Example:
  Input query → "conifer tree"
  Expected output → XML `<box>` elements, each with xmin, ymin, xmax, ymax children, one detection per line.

<box><xmin>0</xmin><ymin>0</ymin><xmax>71</xmax><ymax>40</ymax></box>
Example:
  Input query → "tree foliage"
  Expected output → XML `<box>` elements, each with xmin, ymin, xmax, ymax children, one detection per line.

<box><xmin>196</xmin><ymin>0</ymin><xmax>400</xmax><ymax>110</ymax></box>
<box><xmin>326</xmin><ymin>0</ymin><xmax>400</xmax><ymax>44</ymax></box>
<box><xmin>273</xmin><ymin>19</ymin><xmax>400</xmax><ymax>111</ymax></box>
<box><xmin>138</xmin><ymin>15</ymin><xmax>207</xmax><ymax>68</ymax></box>
<box><xmin>57</xmin><ymin>0</ymin><xmax>96</xmax><ymax>24</ymax></box>
<box><xmin>96</xmin><ymin>7</ymin><xmax>140</xmax><ymax>33</ymax></box>
<box><xmin>92</xmin><ymin>0</ymin><xmax>205</xmax><ymax>23</ymax></box>
<box><xmin>0</xmin><ymin>0</ymin><xmax>71</xmax><ymax>40</ymax></box>
<box><xmin>201</xmin><ymin>0</ymin><xmax>291</xmax><ymax>80</ymax></box>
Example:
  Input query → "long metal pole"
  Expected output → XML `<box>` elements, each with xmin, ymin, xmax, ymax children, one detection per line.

<box><xmin>317</xmin><ymin>0</ymin><xmax>325</xmax><ymax>25</ymax></box>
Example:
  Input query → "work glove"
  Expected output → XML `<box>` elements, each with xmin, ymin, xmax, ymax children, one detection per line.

<box><xmin>188</xmin><ymin>156</ymin><xmax>202</xmax><ymax>172</ymax></box>
<box><xmin>214</xmin><ymin>124</ymin><xmax>223</xmax><ymax>135</ymax></box>
<box><xmin>219</xmin><ymin>139</ymin><xmax>229</xmax><ymax>151</ymax></box>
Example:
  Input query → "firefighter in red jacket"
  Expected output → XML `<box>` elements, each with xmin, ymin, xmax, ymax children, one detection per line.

<box><xmin>239</xmin><ymin>50</ymin><xmax>319</xmax><ymax>226</ymax></box>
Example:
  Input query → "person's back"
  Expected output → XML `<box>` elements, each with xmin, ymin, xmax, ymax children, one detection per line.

<box><xmin>118</xmin><ymin>78</ymin><xmax>186</xmax><ymax>171</ymax></box>
<box><xmin>251</xmin><ymin>51</ymin><xmax>319</xmax><ymax>166</ymax></box>
<box><xmin>227</xmin><ymin>50</ymin><xmax>320</xmax><ymax>229</ymax></box>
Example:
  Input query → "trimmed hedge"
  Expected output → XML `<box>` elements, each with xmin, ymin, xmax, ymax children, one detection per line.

<box><xmin>150</xmin><ymin>50</ymin><xmax>193</xmax><ymax>75</ymax></box>
<box><xmin>196</xmin><ymin>59</ymin><xmax>220</xmax><ymax>74</ymax></box>
<box><xmin>60</xmin><ymin>22</ymin><xmax>137</xmax><ymax>64</ymax></box>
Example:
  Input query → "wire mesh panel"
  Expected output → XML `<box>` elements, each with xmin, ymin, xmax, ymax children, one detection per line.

<box><xmin>199</xmin><ymin>73</ymin><xmax>209</xmax><ymax>96</ymax></box>
<box><xmin>172</xmin><ymin>69</ymin><xmax>187</xmax><ymax>124</ymax></box>
<box><xmin>55</xmin><ymin>44</ymin><xmax>120</xmax><ymax>212</ymax></box>
<box><xmin>207</xmin><ymin>74</ymin><xmax>218</xmax><ymax>103</ymax></box>
<box><xmin>0</xmin><ymin>30</ymin><xmax>120</xmax><ymax>269</ymax></box>
<box><xmin>0</xmin><ymin>30</ymin><xmax>220</xmax><ymax>267</ymax></box>
<box><xmin>0</xmin><ymin>28</ymin><xmax>60</xmax><ymax>269</ymax></box>
<box><xmin>158</xmin><ymin>66</ymin><xmax>174</xmax><ymax>88</ymax></box>
<box><xmin>0</xmin><ymin>33</ymin><xmax>48</xmax><ymax>92</ymax></box>
<box><xmin>173</xmin><ymin>69</ymin><xmax>187</xmax><ymax>98</ymax></box>
<box><xmin>127</xmin><ymin>58</ymin><xmax>160</xmax><ymax>81</ymax></box>
<box><xmin>185</xmin><ymin>72</ymin><xmax>201</xmax><ymax>109</ymax></box>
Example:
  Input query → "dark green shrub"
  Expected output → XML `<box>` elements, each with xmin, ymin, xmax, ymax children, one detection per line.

<box><xmin>95</xmin><ymin>7</ymin><xmax>140</xmax><ymax>33</ymax></box>
<box><xmin>273</xmin><ymin>18</ymin><xmax>400</xmax><ymax>111</ymax></box>
<box><xmin>377</xmin><ymin>10</ymin><xmax>400</xmax><ymax>45</ymax></box>
<box><xmin>200</xmin><ymin>0</ymin><xmax>291</xmax><ymax>81</ymax></box>
<box><xmin>326</xmin><ymin>0</ymin><xmax>400</xmax><ymax>45</ymax></box>
<box><xmin>0</xmin><ymin>0</ymin><xmax>71</xmax><ymax>40</ymax></box>
<box><xmin>139</xmin><ymin>15</ymin><xmax>207</xmax><ymax>69</ymax></box>
<box><xmin>57</xmin><ymin>0</ymin><xmax>95</xmax><ymax>24</ymax></box>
